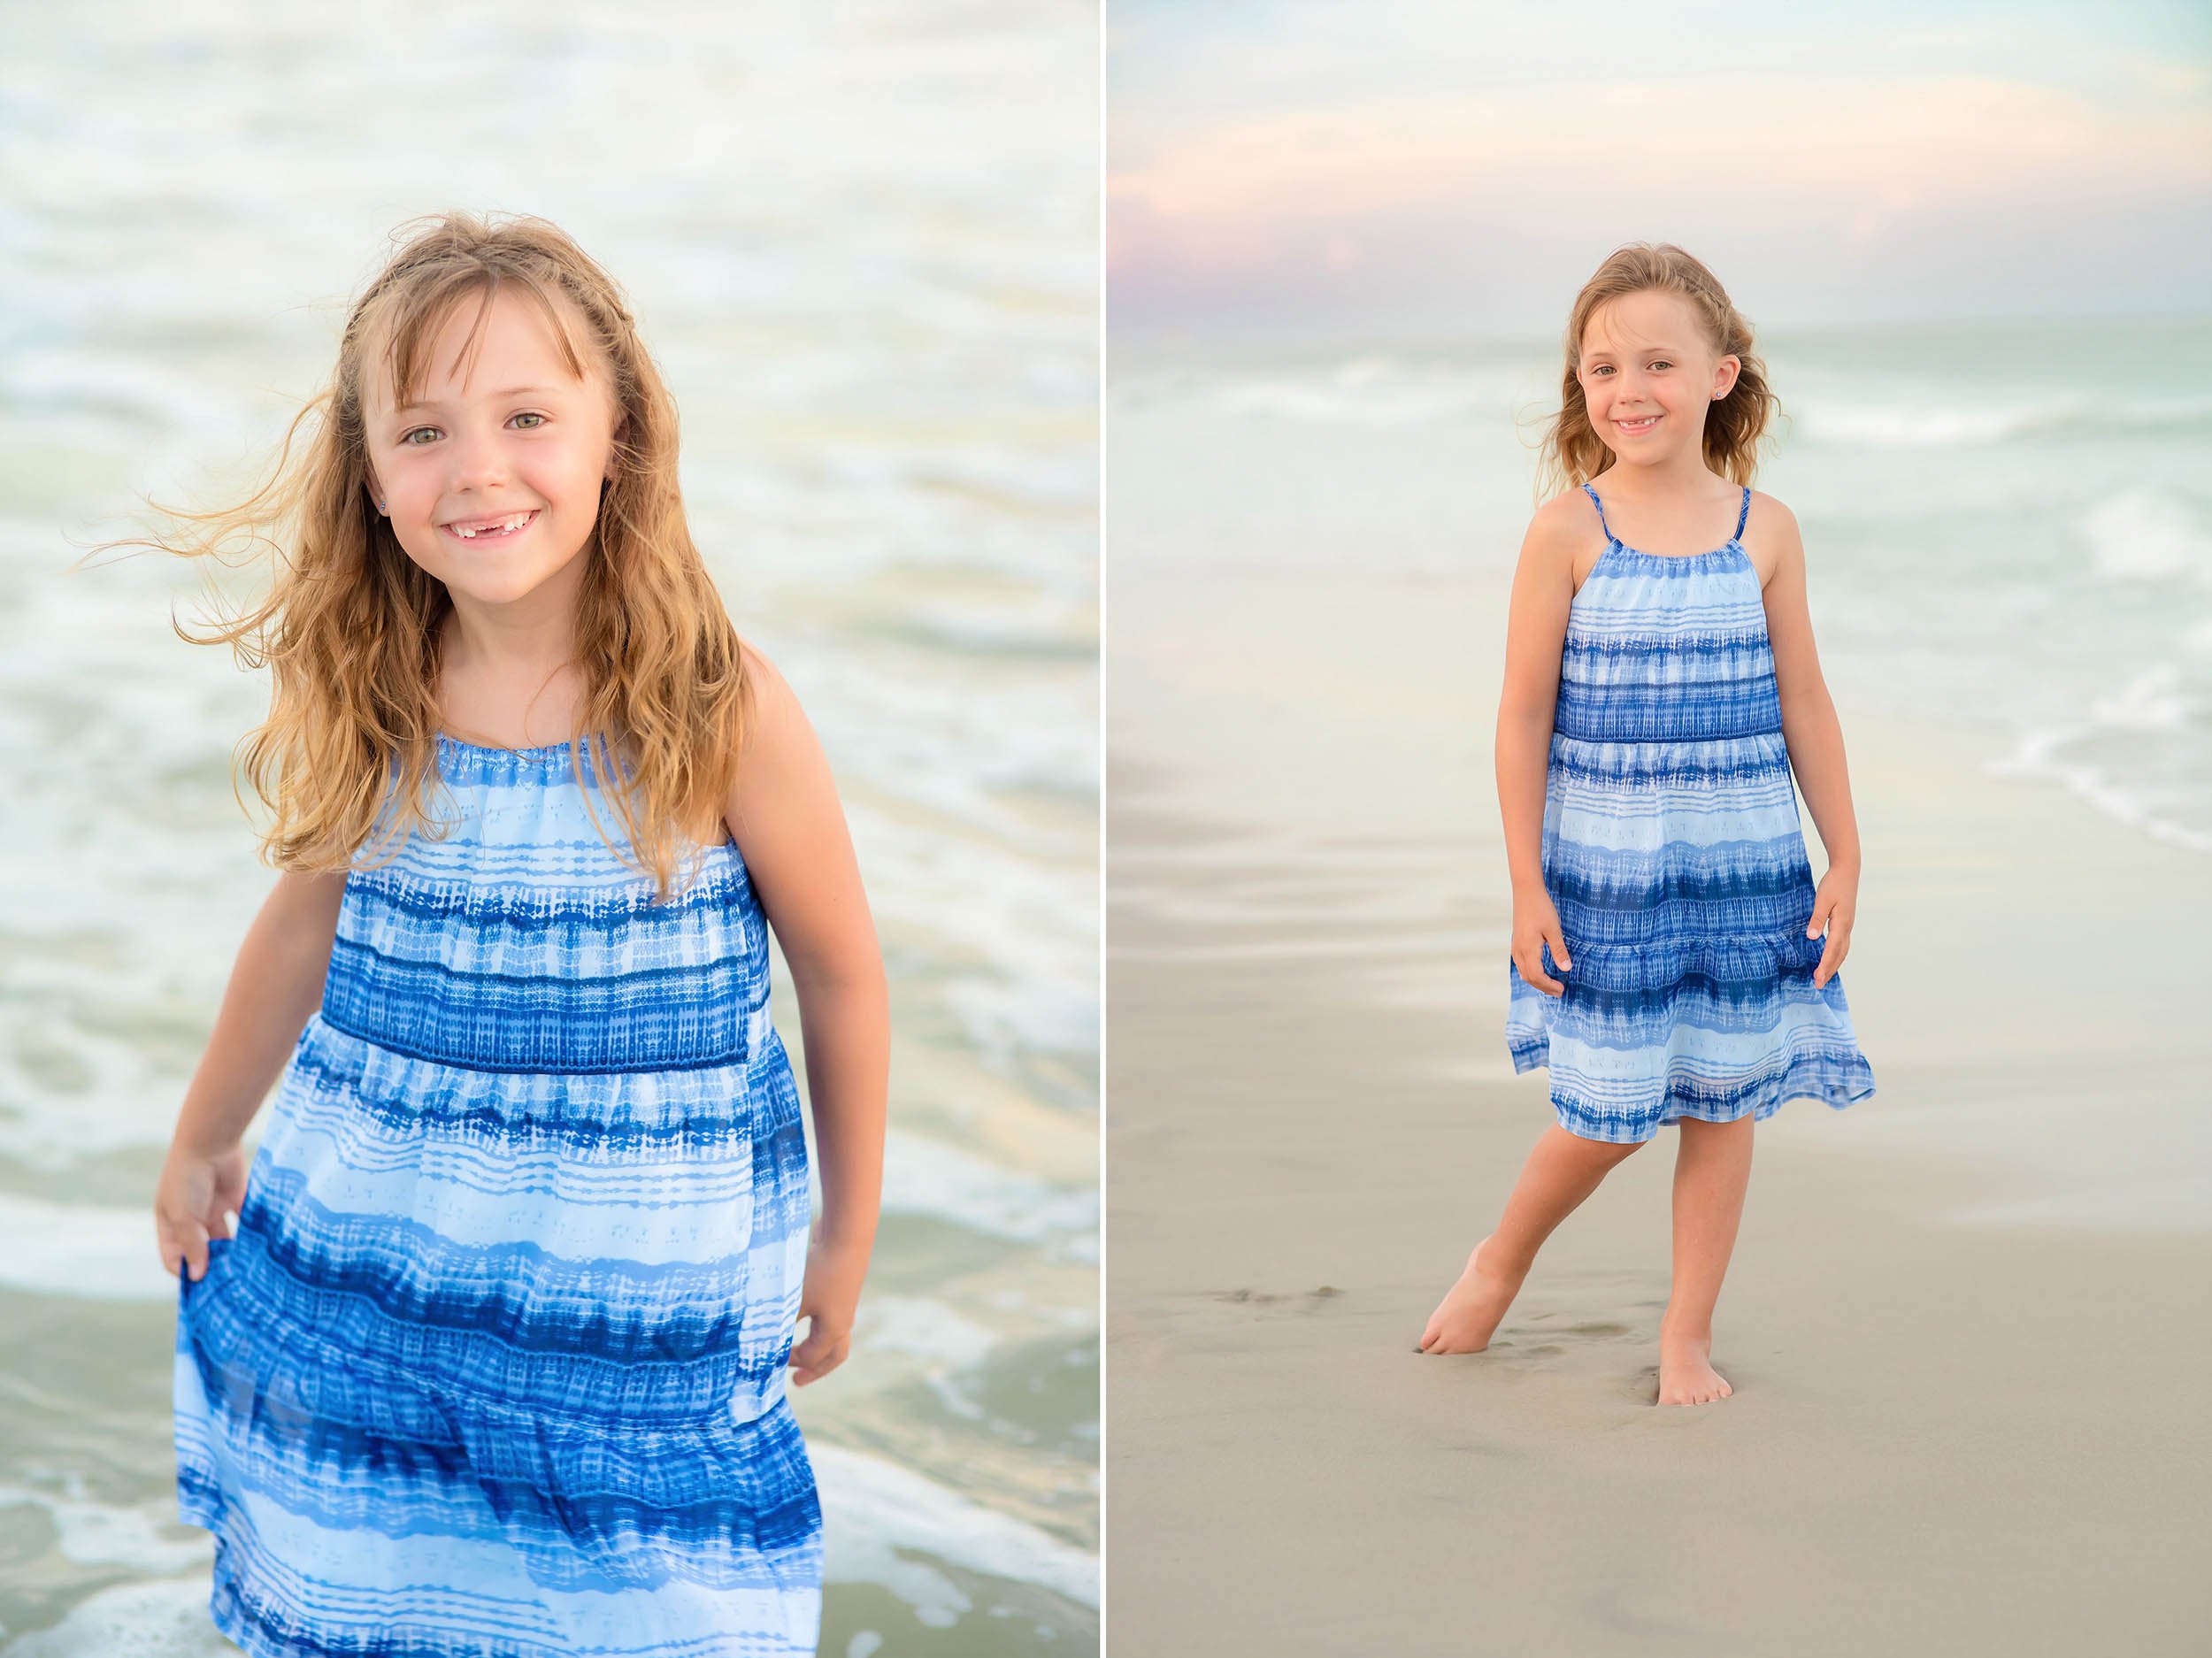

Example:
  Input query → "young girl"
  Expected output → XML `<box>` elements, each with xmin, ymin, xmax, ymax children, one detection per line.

<box><xmin>136</xmin><ymin>211</ymin><xmax>888</xmax><ymax>1654</ymax></box>
<box><xmin>1418</xmin><ymin>242</ymin><xmax>1874</xmax><ymax>1407</ymax></box>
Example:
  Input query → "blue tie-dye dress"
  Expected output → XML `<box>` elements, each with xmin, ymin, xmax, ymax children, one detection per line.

<box><xmin>1506</xmin><ymin>482</ymin><xmax>1876</xmax><ymax>1142</ymax></box>
<box><xmin>174</xmin><ymin>732</ymin><xmax>824</xmax><ymax>1657</ymax></box>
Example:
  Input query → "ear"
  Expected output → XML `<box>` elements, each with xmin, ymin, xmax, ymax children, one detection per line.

<box><xmin>1713</xmin><ymin>355</ymin><xmax>1742</xmax><ymax>400</ymax></box>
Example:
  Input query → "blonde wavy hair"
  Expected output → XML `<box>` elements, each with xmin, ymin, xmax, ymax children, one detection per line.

<box><xmin>84</xmin><ymin>210</ymin><xmax>749</xmax><ymax>903</ymax></box>
<box><xmin>1533</xmin><ymin>242</ymin><xmax>1787</xmax><ymax>501</ymax></box>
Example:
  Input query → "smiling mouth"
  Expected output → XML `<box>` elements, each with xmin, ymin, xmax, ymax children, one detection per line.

<box><xmin>441</xmin><ymin>510</ymin><xmax>541</xmax><ymax>541</ymax></box>
<box><xmin>1616</xmin><ymin>415</ymin><xmax>1660</xmax><ymax>433</ymax></box>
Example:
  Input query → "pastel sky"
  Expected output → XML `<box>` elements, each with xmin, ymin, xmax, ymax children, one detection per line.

<box><xmin>1109</xmin><ymin>0</ymin><xmax>2212</xmax><ymax>342</ymax></box>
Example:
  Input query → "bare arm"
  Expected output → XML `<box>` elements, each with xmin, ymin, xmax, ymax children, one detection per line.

<box><xmin>173</xmin><ymin>869</ymin><xmax>345</xmax><ymax>1155</ymax></box>
<box><xmin>1497</xmin><ymin>495</ymin><xmax>1582</xmax><ymax>997</ymax></box>
<box><xmin>1497</xmin><ymin>497</ymin><xmax>1579</xmax><ymax>895</ymax></box>
<box><xmin>1758</xmin><ymin>500</ymin><xmax>1863</xmax><ymax>875</ymax></box>
<box><xmin>725</xmin><ymin>643</ymin><xmax>889</xmax><ymax>1386</ymax></box>
<box><xmin>1756</xmin><ymin>497</ymin><xmax>1863</xmax><ymax>986</ymax></box>
<box><xmin>156</xmin><ymin>867</ymin><xmax>343</xmax><ymax>1280</ymax></box>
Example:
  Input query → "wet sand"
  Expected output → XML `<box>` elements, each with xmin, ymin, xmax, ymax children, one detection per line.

<box><xmin>1104</xmin><ymin>565</ymin><xmax>2212</xmax><ymax>1656</ymax></box>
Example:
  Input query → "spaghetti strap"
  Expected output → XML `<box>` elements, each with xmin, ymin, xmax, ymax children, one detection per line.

<box><xmin>1580</xmin><ymin>482</ymin><xmax>1614</xmax><ymax>544</ymax></box>
<box><xmin>1733</xmin><ymin>484</ymin><xmax>1751</xmax><ymax>541</ymax></box>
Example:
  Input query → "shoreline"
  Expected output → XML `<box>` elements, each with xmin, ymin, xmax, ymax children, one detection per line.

<box><xmin>1104</xmin><ymin>565</ymin><xmax>2211</xmax><ymax>1654</ymax></box>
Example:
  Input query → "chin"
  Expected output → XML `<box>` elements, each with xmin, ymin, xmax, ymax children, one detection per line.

<box><xmin>443</xmin><ymin>571</ymin><xmax>560</xmax><ymax>607</ymax></box>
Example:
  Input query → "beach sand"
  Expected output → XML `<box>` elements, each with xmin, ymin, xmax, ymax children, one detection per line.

<box><xmin>1105</xmin><ymin>564</ymin><xmax>2211</xmax><ymax>1655</ymax></box>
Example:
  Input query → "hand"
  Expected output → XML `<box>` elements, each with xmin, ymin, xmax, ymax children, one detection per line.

<box><xmin>788</xmin><ymin>1224</ymin><xmax>873</xmax><ymax>1387</ymax></box>
<box><xmin>155</xmin><ymin>1138</ymin><xmax>250</xmax><ymax>1283</ymax></box>
<box><xmin>1510</xmin><ymin>886</ymin><xmax>1572</xmax><ymax>997</ymax></box>
<box><xmin>1806</xmin><ymin>864</ymin><xmax>1858</xmax><ymax>989</ymax></box>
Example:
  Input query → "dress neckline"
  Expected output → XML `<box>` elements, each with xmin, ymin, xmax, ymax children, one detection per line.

<box><xmin>1600</xmin><ymin>537</ymin><xmax>1746</xmax><ymax>562</ymax></box>
<box><xmin>1574</xmin><ymin>538</ymin><xmax>1751</xmax><ymax>601</ymax></box>
<box><xmin>434</xmin><ymin>730</ymin><xmax>587</xmax><ymax>761</ymax></box>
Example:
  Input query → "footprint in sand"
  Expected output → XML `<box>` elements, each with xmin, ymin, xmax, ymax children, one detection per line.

<box><xmin>1210</xmin><ymin>1286</ymin><xmax>1344</xmax><ymax>1313</ymax></box>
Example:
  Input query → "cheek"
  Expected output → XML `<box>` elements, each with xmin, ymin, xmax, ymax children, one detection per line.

<box><xmin>386</xmin><ymin>526</ymin><xmax>449</xmax><ymax>579</ymax></box>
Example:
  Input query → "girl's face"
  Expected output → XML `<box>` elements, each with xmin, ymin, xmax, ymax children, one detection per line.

<box><xmin>360</xmin><ymin>287</ymin><xmax>622</xmax><ymax>614</ymax></box>
<box><xmin>1577</xmin><ymin>289</ymin><xmax>1739</xmax><ymax>464</ymax></box>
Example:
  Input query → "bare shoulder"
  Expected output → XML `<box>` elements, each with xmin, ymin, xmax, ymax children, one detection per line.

<box><xmin>1516</xmin><ymin>485</ymin><xmax>1603</xmax><ymax>597</ymax></box>
<box><xmin>724</xmin><ymin>636</ymin><xmax>831</xmax><ymax>833</ymax></box>
<box><xmin>733</xmin><ymin>631</ymin><xmax>797</xmax><ymax>698</ymax></box>
<box><xmin>1531</xmin><ymin>484</ymin><xmax>1598</xmax><ymax>544</ymax></box>
<box><xmin>1526</xmin><ymin>485</ymin><xmax>1599</xmax><ymax>562</ymax></box>
<box><xmin>733</xmin><ymin>637</ymin><xmax>810</xmax><ymax>759</ymax></box>
<box><xmin>1746</xmin><ymin>488</ymin><xmax>1801</xmax><ymax>538</ymax></box>
<box><xmin>1743</xmin><ymin>488</ymin><xmax>1804</xmax><ymax>588</ymax></box>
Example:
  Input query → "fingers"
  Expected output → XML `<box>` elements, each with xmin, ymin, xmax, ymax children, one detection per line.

<box><xmin>1514</xmin><ymin>933</ymin><xmax>1570</xmax><ymax>997</ymax></box>
<box><xmin>1811</xmin><ymin>921</ymin><xmax>1849</xmax><ymax>987</ymax></box>
<box><xmin>1515</xmin><ymin>951</ymin><xmax>1561</xmax><ymax>995</ymax></box>
<box><xmin>789</xmin><ymin>1336</ymin><xmax>850</xmax><ymax>1387</ymax></box>
<box><xmin>157</xmin><ymin>1201</ymin><xmax>240</xmax><ymax>1281</ymax></box>
<box><xmin>1805</xmin><ymin>898</ymin><xmax>1850</xmax><ymax>987</ymax></box>
<box><xmin>176</xmin><ymin>1217</ymin><xmax>210</xmax><ymax>1282</ymax></box>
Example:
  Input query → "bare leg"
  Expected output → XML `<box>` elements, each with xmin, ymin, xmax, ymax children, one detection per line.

<box><xmin>1418</xmin><ymin>1124</ymin><xmax>1646</xmax><ymax>1354</ymax></box>
<box><xmin>1655</xmin><ymin>1114</ymin><xmax>1754</xmax><ymax>1405</ymax></box>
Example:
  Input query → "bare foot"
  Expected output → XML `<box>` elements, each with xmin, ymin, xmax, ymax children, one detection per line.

<box><xmin>1655</xmin><ymin>1333</ymin><xmax>1733</xmax><ymax>1406</ymax></box>
<box><xmin>1417</xmin><ymin>1235</ymin><xmax>1525</xmax><ymax>1354</ymax></box>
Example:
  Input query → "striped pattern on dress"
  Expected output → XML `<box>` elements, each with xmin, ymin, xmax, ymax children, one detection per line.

<box><xmin>175</xmin><ymin>733</ymin><xmax>822</xmax><ymax>1657</ymax></box>
<box><xmin>1505</xmin><ymin>484</ymin><xmax>1877</xmax><ymax>1142</ymax></box>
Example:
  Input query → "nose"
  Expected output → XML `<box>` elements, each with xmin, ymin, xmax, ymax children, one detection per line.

<box><xmin>444</xmin><ymin>423</ymin><xmax>511</xmax><ymax>492</ymax></box>
<box><xmin>1612</xmin><ymin>389</ymin><xmax>1657</xmax><ymax>416</ymax></box>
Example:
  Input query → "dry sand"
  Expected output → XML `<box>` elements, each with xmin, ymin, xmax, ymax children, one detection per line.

<box><xmin>1105</xmin><ymin>566</ymin><xmax>2212</xmax><ymax>1656</ymax></box>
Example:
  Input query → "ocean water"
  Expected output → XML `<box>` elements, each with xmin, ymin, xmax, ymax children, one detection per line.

<box><xmin>1110</xmin><ymin>311</ymin><xmax>2211</xmax><ymax>856</ymax></box>
<box><xmin>0</xmin><ymin>3</ymin><xmax>1097</xmax><ymax>1654</ymax></box>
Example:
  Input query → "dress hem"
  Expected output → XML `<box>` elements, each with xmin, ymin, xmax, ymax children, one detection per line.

<box><xmin>175</xmin><ymin>1484</ymin><xmax>823</xmax><ymax>1658</ymax></box>
<box><xmin>1508</xmin><ymin>1036</ymin><xmax>1876</xmax><ymax>1144</ymax></box>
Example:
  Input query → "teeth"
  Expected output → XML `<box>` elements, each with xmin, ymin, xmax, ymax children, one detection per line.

<box><xmin>449</xmin><ymin>511</ymin><xmax>533</xmax><ymax>538</ymax></box>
